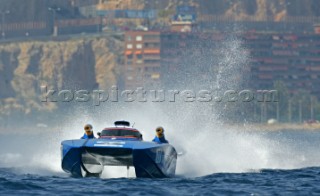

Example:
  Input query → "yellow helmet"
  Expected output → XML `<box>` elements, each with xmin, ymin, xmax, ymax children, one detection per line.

<box><xmin>156</xmin><ymin>126</ymin><xmax>164</xmax><ymax>137</ymax></box>
<box><xmin>84</xmin><ymin>124</ymin><xmax>93</xmax><ymax>132</ymax></box>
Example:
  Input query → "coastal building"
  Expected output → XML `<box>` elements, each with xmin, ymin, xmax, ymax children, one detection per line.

<box><xmin>245</xmin><ymin>32</ymin><xmax>320</xmax><ymax>97</ymax></box>
<box><xmin>124</xmin><ymin>31</ymin><xmax>161</xmax><ymax>89</ymax></box>
<box><xmin>124</xmin><ymin>30</ymin><xmax>320</xmax><ymax>98</ymax></box>
<box><xmin>171</xmin><ymin>5</ymin><xmax>197</xmax><ymax>32</ymax></box>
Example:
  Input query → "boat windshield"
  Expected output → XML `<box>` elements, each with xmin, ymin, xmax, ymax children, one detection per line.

<box><xmin>101</xmin><ymin>129</ymin><xmax>142</xmax><ymax>138</ymax></box>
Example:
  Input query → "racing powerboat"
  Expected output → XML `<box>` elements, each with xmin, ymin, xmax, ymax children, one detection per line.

<box><xmin>61</xmin><ymin>121</ymin><xmax>177</xmax><ymax>178</ymax></box>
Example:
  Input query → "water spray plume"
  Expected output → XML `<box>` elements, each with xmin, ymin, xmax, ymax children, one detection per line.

<box><xmin>1</xmin><ymin>35</ymin><xmax>320</xmax><ymax>178</ymax></box>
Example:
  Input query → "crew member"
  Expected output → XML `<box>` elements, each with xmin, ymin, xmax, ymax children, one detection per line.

<box><xmin>81</xmin><ymin>124</ymin><xmax>95</xmax><ymax>139</ymax></box>
<box><xmin>152</xmin><ymin>126</ymin><xmax>168</xmax><ymax>143</ymax></box>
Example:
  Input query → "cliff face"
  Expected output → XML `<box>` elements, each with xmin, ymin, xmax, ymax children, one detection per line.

<box><xmin>164</xmin><ymin>0</ymin><xmax>320</xmax><ymax>18</ymax></box>
<box><xmin>0</xmin><ymin>36</ymin><xmax>122</xmax><ymax>117</ymax></box>
<box><xmin>115</xmin><ymin>0</ymin><xmax>320</xmax><ymax>23</ymax></box>
<box><xmin>196</xmin><ymin>0</ymin><xmax>320</xmax><ymax>20</ymax></box>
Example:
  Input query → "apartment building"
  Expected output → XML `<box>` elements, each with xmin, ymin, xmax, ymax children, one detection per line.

<box><xmin>124</xmin><ymin>30</ymin><xmax>320</xmax><ymax>98</ymax></box>
<box><xmin>246</xmin><ymin>32</ymin><xmax>320</xmax><ymax>96</ymax></box>
<box><xmin>124</xmin><ymin>31</ymin><xmax>161</xmax><ymax>89</ymax></box>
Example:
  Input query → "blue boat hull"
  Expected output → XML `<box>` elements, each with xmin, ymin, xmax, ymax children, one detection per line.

<box><xmin>61</xmin><ymin>139</ymin><xmax>177</xmax><ymax>178</ymax></box>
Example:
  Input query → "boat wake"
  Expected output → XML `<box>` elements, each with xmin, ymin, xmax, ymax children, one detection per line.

<box><xmin>1</xmin><ymin>109</ymin><xmax>320</xmax><ymax>178</ymax></box>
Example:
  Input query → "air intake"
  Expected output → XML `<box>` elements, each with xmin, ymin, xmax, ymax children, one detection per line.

<box><xmin>114</xmin><ymin>120</ymin><xmax>130</xmax><ymax>127</ymax></box>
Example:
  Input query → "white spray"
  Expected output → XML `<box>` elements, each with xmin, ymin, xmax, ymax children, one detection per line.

<box><xmin>1</xmin><ymin>34</ymin><xmax>320</xmax><ymax>178</ymax></box>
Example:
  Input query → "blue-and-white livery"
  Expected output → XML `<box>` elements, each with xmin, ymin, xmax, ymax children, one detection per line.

<box><xmin>61</xmin><ymin>121</ymin><xmax>177</xmax><ymax>178</ymax></box>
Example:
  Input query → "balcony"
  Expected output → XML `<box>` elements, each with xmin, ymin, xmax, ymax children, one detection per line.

<box><xmin>143</xmin><ymin>54</ymin><xmax>160</xmax><ymax>60</ymax></box>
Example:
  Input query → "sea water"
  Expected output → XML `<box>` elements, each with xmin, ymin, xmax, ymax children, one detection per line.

<box><xmin>1</xmin><ymin>129</ymin><xmax>320</xmax><ymax>195</ymax></box>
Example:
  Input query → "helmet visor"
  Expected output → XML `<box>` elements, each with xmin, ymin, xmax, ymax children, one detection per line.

<box><xmin>84</xmin><ymin>126</ymin><xmax>92</xmax><ymax>131</ymax></box>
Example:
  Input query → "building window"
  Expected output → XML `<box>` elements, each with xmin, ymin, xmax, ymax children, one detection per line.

<box><xmin>153</xmin><ymin>67</ymin><xmax>160</xmax><ymax>71</ymax></box>
<box><xmin>151</xmin><ymin>73</ymin><xmax>160</xmax><ymax>79</ymax></box>
<box><xmin>144</xmin><ymin>42</ymin><xmax>159</xmax><ymax>48</ymax></box>
<box><xmin>127</xmin><ymin>54</ymin><xmax>133</xmax><ymax>59</ymax></box>
<box><xmin>144</xmin><ymin>59</ymin><xmax>160</xmax><ymax>64</ymax></box>
<box><xmin>136</xmin><ymin>36</ymin><xmax>142</xmax><ymax>41</ymax></box>
<box><xmin>127</xmin><ymin>44</ymin><xmax>133</xmax><ymax>49</ymax></box>
<box><xmin>144</xmin><ymin>34</ymin><xmax>159</xmax><ymax>40</ymax></box>
<box><xmin>137</xmin><ymin>54</ymin><xmax>142</xmax><ymax>59</ymax></box>
<box><xmin>127</xmin><ymin>36</ymin><xmax>132</xmax><ymax>41</ymax></box>
<box><xmin>136</xmin><ymin>44</ymin><xmax>142</xmax><ymax>49</ymax></box>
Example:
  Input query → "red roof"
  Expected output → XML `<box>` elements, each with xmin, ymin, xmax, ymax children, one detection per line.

<box><xmin>103</xmin><ymin>127</ymin><xmax>139</xmax><ymax>132</ymax></box>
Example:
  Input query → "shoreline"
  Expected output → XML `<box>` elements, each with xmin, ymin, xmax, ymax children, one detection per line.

<box><xmin>1</xmin><ymin>123</ymin><xmax>320</xmax><ymax>134</ymax></box>
<box><xmin>222</xmin><ymin>123</ymin><xmax>320</xmax><ymax>132</ymax></box>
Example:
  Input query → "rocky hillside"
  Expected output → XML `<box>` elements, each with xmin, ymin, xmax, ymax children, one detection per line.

<box><xmin>0</xmin><ymin>35</ymin><xmax>123</xmax><ymax>120</ymax></box>
<box><xmin>152</xmin><ymin>0</ymin><xmax>320</xmax><ymax>18</ymax></box>
<box><xmin>1</xmin><ymin>0</ymin><xmax>319</xmax><ymax>23</ymax></box>
<box><xmin>196</xmin><ymin>0</ymin><xmax>320</xmax><ymax>21</ymax></box>
<box><xmin>97</xmin><ymin>0</ymin><xmax>320</xmax><ymax>24</ymax></box>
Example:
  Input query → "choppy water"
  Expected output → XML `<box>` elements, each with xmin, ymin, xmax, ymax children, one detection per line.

<box><xmin>0</xmin><ymin>129</ymin><xmax>320</xmax><ymax>195</ymax></box>
<box><xmin>1</xmin><ymin>167</ymin><xmax>320</xmax><ymax>195</ymax></box>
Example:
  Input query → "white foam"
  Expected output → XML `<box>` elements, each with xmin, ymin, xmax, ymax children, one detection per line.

<box><xmin>1</xmin><ymin>34</ymin><xmax>320</xmax><ymax>178</ymax></box>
